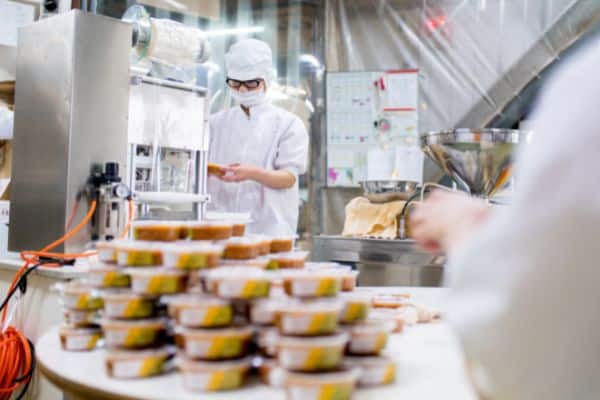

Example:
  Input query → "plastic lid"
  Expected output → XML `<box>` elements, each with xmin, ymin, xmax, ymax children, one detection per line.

<box><xmin>133</xmin><ymin>220</ymin><xmax>185</xmax><ymax>228</ymax></box>
<box><xmin>221</xmin><ymin>257</ymin><xmax>270</xmax><ymax>268</ymax></box>
<box><xmin>175</xmin><ymin>325</ymin><xmax>253</xmax><ymax>338</ymax></box>
<box><xmin>279</xmin><ymin>269</ymin><xmax>342</xmax><ymax>281</ymax></box>
<box><xmin>278</xmin><ymin>332</ymin><xmax>348</xmax><ymax>348</ymax></box>
<box><xmin>101</xmin><ymin>318</ymin><xmax>166</xmax><ymax>329</ymax></box>
<box><xmin>207</xmin><ymin>267</ymin><xmax>267</xmax><ymax>280</ymax></box>
<box><xmin>186</xmin><ymin>220</ymin><xmax>234</xmax><ymax>228</ymax></box>
<box><xmin>102</xmin><ymin>290</ymin><xmax>156</xmax><ymax>301</ymax></box>
<box><xmin>348</xmin><ymin>319</ymin><xmax>394</xmax><ymax>335</ymax></box>
<box><xmin>178</xmin><ymin>356</ymin><xmax>252</xmax><ymax>372</ymax></box>
<box><xmin>114</xmin><ymin>240</ymin><xmax>163</xmax><ymax>251</ymax></box>
<box><xmin>162</xmin><ymin>242</ymin><xmax>224</xmax><ymax>254</ymax></box>
<box><xmin>286</xmin><ymin>367</ymin><xmax>360</xmax><ymax>384</ymax></box>
<box><xmin>343</xmin><ymin>355</ymin><xmax>393</xmax><ymax>368</ymax></box>
<box><xmin>281</xmin><ymin>298</ymin><xmax>343</xmax><ymax>314</ymax></box>
<box><xmin>164</xmin><ymin>294</ymin><xmax>229</xmax><ymax>308</ymax></box>
<box><xmin>125</xmin><ymin>267</ymin><xmax>187</xmax><ymax>277</ymax></box>
<box><xmin>59</xmin><ymin>326</ymin><xmax>101</xmax><ymax>335</ymax></box>
<box><xmin>339</xmin><ymin>291</ymin><xmax>372</xmax><ymax>304</ymax></box>
<box><xmin>222</xmin><ymin>237</ymin><xmax>263</xmax><ymax>245</ymax></box>
<box><xmin>268</xmin><ymin>251</ymin><xmax>309</xmax><ymax>260</ymax></box>
<box><xmin>106</xmin><ymin>346</ymin><xmax>173</xmax><ymax>361</ymax></box>
<box><xmin>59</xmin><ymin>281</ymin><xmax>96</xmax><ymax>295</ymax></box>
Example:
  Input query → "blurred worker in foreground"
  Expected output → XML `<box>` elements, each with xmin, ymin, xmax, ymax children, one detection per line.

<box><xmin>411</xmin><ymin>38</ymin><xmax>600</xmax><ymax>400</ymax></box>
<box><xmin>208</xmin><ymin>38</ymin><xmax>309</xmax><ymax>236</ymax></box>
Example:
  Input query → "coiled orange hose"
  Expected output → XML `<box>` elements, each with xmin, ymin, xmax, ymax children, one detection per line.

<box><xmin>0</xmin><ymin>198</ymin><xmax>134</xmax><ymax>398</ymax></box>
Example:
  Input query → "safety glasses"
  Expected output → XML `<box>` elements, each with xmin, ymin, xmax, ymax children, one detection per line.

<box><xmin>226</xmin><ymin>78</ymin><xmax>264</xmax><ymax>90</ymax></box>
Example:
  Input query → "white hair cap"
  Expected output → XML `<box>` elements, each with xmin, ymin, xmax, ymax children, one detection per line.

<box><xmin>225</xmin><ymin>38</ymin><xmax>274</xmax><ymax>82</ymax></box>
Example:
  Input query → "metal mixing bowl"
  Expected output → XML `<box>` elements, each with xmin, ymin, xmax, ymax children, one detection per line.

<box><xmin>359</xmin><ymin>180</ymin><xmax>419</xmax><ymax>203</ymax></box>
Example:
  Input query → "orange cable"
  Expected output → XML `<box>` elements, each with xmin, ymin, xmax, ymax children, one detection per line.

<box><xmin>0</xmin><ymin>197</ymin><xmax>134</xmax><ymax>398</ymax></box>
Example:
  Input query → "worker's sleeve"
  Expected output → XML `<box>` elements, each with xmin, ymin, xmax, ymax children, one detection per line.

<box><xmin>273</xmin><ymin>116</ymin><xmax>309</xmax><ymax>177</ymax></box>
<box><xmin>445</xmin><ymin>45</ymin><xmax>600</xmax><ymax>400</ymax></box>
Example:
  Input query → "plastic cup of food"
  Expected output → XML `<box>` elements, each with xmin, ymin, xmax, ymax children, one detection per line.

<box><xmin>345</xmin><ymin>319</ymin><xmax>393</xmax><ymax>356</ymax></box>
<box><xmin>133</xmin><ymin>221</ymin><xmax>186</xmax><ymax>242</ymax></box>
<box><xmin>267</xmin><ymin>251</ymin><xmax>309</xmax><ymax>270</ymax></box>
<box><xmin>250</xmin><ymin>298</ymin><xmax>288</xmax><ymax>326</ymax></box>
<box><xmin>207</xmin><ymin>267</ymin><xmax>271</xmax><ymax>300</ymax></box>
<box><xmin>305</xmin><ymin>263</ymin><xmax>358</xmax><ymax>292</ymax></box>
<box><xmin>285</xmin><ymin>367</ymin><xmax>360</xmax><ymax>400</ymax></box>
<box><xmin>275</xmin><ymin>299</ymin><xmax>342</xmax><ymax>336</ymax></box>
<box><xmin>175</xmin><ymin>326</ymin><xmax>253</xmax><ymax>360</ymax></box>
<box><xmin>277</xmin><ymin>332</ymin><xmax>348</xmax><ymax>372</ymax></box>
<box><xmin>61</xmin><ymin>282</ymin><xmax>104</xmax><ymax>311</ymax></box>
<box><xmin>270</xmin><ymin>236</ymin><xmax>295</xmax><ymax>253</ymax></box>
<box><xmin>87</xmin><ymin>264</ymin><xmax>131</xmax><ymax>288</ymax></box>
<box><xmin>339</xmin><ymin>292</ymin><xmax>371</xmax><ymax>324</ymax></box>
<box><xmin>126</xmin><ymin>268</ymin><xmax>188</xmax><ymax>295</ymax></box>
<box><xmin>187</xmin><ymin>221</ymin><xmax>234</xmax><ymax>241</ymax></box>
<box><xmin>245</xmin><ymin>234</ymin><xmax>272</xmax><ymax>255</ymax></box>
<box><xmin>166</xmin><ymin>295</ymin><xmax>233</xmax><ymax>328</ymax></box>
<box><xmin>255</xmin><ymin>327</ymin><xmax>279</xmax><ymax>358</ymax></box>
<box><xmin>281</xmin><ymin>270</ymin><xmax>342</xmax><ymax>298</ymax></box>
<box><xmin>343</xmin><ymin>356</ymin><xmax>396</xmax><ymax>387</ymax></box>
<box><xmin>101</xmin><ymin>318</ymin><xmax>166</xmax><ymax>349</ymax></box>
<box><xmin>95</xmin><ymin>240</ymin><xmax>120</xmax><ymax>263</ymax></box>
<box><xmin>371</xmin><ymin>293</ymin><xmax>411</xmax><ymax>309</ymax></box>
<box><xmin>179</xmin><ymin>357</ymin><xmax>252</xmax><ymax>392</ymax></box>
<box><xmin>222</xmin><ymin>237</ymin><xmax>262</xmax><ymax>260</ymax></box>
<box><xmin>256</xmin><ymin>357</ymin><xmax>286</xmax><ymax>387</ymax></box>
<box><xmin>368</xmin><ymin>309</ymin><xmax>405</xmax><ymax>333</ymax></box>
<box><xmin>115</xmin><ymin>241</ymin><xmax>163</xmax><ymax>267</ymax></box>
<box><xmin>105</xmin><ymin>347</ymin><xmax>173</xmax><ymax>379</ymax></box>
<box><xmin>161</xmin><ymin>242</ymin><xmax>223</xmax><ymax>270</ymax></box>
<box><xmin>102</xmin><ymin>291</ymin><xmax>157</xmax><ymax>319</ymax></box>
<box><xmin>63</xmin><ymin>309</ymin><xmax>98</xmax><ymax>328</ymax></box>
<box><xmin>59</xmin><ymin>326</ymin><xmax>102</xmax><ymax>351</ymax></box>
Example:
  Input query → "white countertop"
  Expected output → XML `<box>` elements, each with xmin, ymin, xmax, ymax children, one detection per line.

<box><xmin>0</xmin><ymin>254</ymin><xmax>86</xmax><ymax>280</ymax></box>
<box><xmin>36</xmin><ymin>287</ymin><xmax>477</xmax><ymax>400</ymax></box>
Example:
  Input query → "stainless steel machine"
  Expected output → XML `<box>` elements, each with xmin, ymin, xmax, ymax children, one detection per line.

<box><xmin>314</xmin><ymin>128</ymin><xmax>531</xmax><ymax>287</ymax></box>
<box><xmin>9</xmin><ymin>8</ymin><xmax>211</xmax><ymax>253</ymax></box>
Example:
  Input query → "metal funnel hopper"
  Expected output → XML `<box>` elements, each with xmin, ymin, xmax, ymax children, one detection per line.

<box><xmin>420</xmin><ymin>129</ymin><xmax>532</xmax><ymax>198</ymax></box>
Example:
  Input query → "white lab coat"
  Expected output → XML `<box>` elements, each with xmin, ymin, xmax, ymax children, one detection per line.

<box><xmin>446</xmin><ymin>39</ymin><xmax>600</xmax><ymax>399</ymax></box>
<box><xmin>208</xmin><ymin>102</ymin><xmax>309</xmax><ymax>236</ymax></box>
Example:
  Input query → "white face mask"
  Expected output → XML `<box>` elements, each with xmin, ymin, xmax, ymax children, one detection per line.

<box><xmin>230</xmin><ymin>88</ymin><xmax>266</xmax><ymax>107</ymax></box>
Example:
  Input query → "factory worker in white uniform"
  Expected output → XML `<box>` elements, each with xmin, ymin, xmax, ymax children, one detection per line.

<box><xmin>410</xmin><ymin>37</ymin><xmax>600</xmax><ymax>400</ymax></box>
<box><xmin>208</xmin><ymin>39</ymin><xmax>309</xmax><ymax>236</ymax></box>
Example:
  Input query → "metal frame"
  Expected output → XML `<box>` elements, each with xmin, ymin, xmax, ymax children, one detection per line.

<box><xmin>128</xmin><ymin>72</ymin><xmax>210</xmax><ymax>220</ymax></box>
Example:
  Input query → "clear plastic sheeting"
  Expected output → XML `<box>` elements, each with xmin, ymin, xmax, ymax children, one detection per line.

<box><xmin>326</xmin><ymin>0</ymin><xmax>600</xmax><ymax>132</ymax></box>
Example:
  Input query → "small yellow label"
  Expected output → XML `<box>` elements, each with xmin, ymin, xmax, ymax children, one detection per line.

<box><xmin>203</xmin><ymin>305</ymin><xmax>233</xmax><ymax>326</ymax></box>
<box><xmin>124</xmin><ymin>327</ymin><xmax>157</xmax><ymax>347</ymax></box>
<box><xmin>305</xmin><ymin>347</ymin><xmax>340</xmax><ymax>370</ymax></box>
<box><xmin>127</xmin><ymin>251</ymin><xmax>155</xmax><ymax>266</ymax></box>
<box><xmin>374</xmin><ymin>332</ymin><xmax>388</xmax><ymax>351</ymax></box>
<box><xmin>177</xmin><ymin>253</ymin><xmax>208</xmax><ymax>269</ymax></box>
<box><xmin>123</xmin><ymin>299</ymin><xmax>153</xmax><ymax>318</ymax></box>
<box><xmin>207</xmin><ymin>336</ymin><xmax>242</xmax><ymax>359</ymax></box>
<box><xmin>343</xmin><ymin>303</ymin><xmax>367</xmax><ymax>323</ymax></box>
<box><xmin>207</xmin><ymin>370</ymin><xmax>242</xmax><ymax>391</ymax></box>
<box><xmin>241</xmin><ymin>280</ymin><xmax>269</xmax><ymax>299</ymax></box>
<box><xmin>147</xmin><ymin>276</ymin><xmax>181</xmax><ymax>294</ymax></box>
<box><xmin>318</xmin><ymin>383</ymin><xmax>353</xmax><ymax>400</ymax></box>
<box><xmin>382</xmin><ymin>364</ymin><xmax>396</xmax><ymax>384</ymax></box>
<box><xmin>315</xmin><ymin>278</ymin><xmax>340</xmax><ymax>296</ymax></box>
<box><xmin>103</xmin><ymin>271</ymin><xmax>130</xmax><ymax>287</ymax></box>
<box><xmin>138</xmin><ymin>356</ymin><xmax>165</xmax><ymax>377</ymax></box>
<box><xmin>308</xmin><ymin>313</ymin><xmax>337</xmax><ymax>334</ymax></box>
<box><xmin>76</xmin><ymin>294</ymin><xmax>103</xmax><ymax>310</ymax></box>
<box><xmin>87</xmin><ymin>334</ymin><xmax>101</xmax><ymax>349</ymax></box>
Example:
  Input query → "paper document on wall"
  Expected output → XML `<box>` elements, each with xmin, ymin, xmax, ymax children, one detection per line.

<box><xmin>383</xmin><ymin>70</ymin><xmax>418</xmax><ymax>110</ymax></box>
<box><xmin>0</xmin><ymin>0</ymin><xmax>35</xmax><ymax>47</ymax></box>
